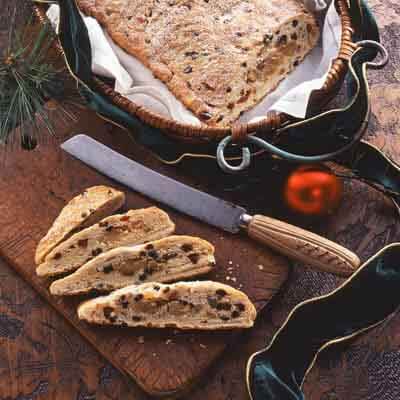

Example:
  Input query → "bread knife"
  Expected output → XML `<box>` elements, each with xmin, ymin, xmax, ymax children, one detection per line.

<box><xmin>61</xmin><ymin>134</ymin><xmax>360</xmax><ymax>277</ymax></box>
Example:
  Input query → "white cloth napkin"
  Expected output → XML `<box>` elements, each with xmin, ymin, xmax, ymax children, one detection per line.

<box><xmin>47</xmin><ymin>0</ymin><xmax>341</xmax><ymax>126</ymax></box>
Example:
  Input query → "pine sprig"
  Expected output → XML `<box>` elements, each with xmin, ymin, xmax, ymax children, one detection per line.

<box><xmin>0</xmin><ymin>11</ymin><xmax>80</xmax><ymax>150</ymax></box>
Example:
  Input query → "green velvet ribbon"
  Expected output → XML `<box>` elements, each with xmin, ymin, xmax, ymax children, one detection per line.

<box><xmin>247</xmin><ymin>244</ymin><xmax>400</xmax><ymax>400</ymax></box>
<box><xmin>339</xmin><ymin>141</ymin><xmax>400</xmax><ymax>213</ymax></box>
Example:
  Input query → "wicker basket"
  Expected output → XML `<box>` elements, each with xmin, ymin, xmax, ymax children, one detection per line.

<box><xmin>34</xmin><ymin>0</ymin><xmax>358</xmax><ymax>145</ymax></box>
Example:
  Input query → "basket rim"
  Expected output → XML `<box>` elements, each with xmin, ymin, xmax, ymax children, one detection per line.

<box><xmin>34</xmin><ymin>0</ymin><xmax>356</xmax><ymax>142</ymax></box>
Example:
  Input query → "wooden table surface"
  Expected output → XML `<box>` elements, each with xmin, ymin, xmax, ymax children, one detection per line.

<box><xmin>1</xmin><ymin>0</ymin><xmax>400</xmax><ymax>399</ymax></box>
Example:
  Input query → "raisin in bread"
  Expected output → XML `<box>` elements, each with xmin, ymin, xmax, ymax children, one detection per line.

<box><xmin>50</xmin><ymin>236</ymin><xmax>215</xmax><ymax>295</ymax></box>
<box><xmin>78</xmin><ymin>281</ymin><xmax>257</xmax><ymax>330</ymax></box>
<box><xmin>36</xmin><ymin>207</ymin><xmax>175</xmax><ymax>278</ymax></box>
<box><xmin>77</xmin><ymin>0</ymin><xmax>319</xmax><ymax>126</ymax></box>
<box><xmin>35</xmin><ymin>186</ymin><xmax>125</xmax><ymax>264</ymax></box>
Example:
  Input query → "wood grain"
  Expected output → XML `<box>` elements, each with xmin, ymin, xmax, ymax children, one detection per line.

<box><xmin>0</xmin><ymin>0</ymin><xmax>399</xmax><ymax>399</ymax></box>
<box><xmin>247</xmin><ymin>214</ymin><xmax>360</xmax><ymax>276</ymax></box>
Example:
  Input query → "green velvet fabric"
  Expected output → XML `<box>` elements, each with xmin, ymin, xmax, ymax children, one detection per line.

<box><xmin>247</xmin><ymin>244</ymin><xmax>400</xmax><ymax>400</ymax></box>
<box><xmin>338</xmin><ymin>141</ymin><xmax>400</xmax><ymax>211</ymax></box>
<box><xmin>267</xmin><ymin>46</ymin><xmax>371</xmax><ymax>158</ymax></box>
<box><xmin>352</xmin><ymin>0</ymin><xmax>380</xmax><ymax>42</ymax></box>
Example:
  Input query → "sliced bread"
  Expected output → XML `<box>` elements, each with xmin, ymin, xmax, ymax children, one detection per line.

<box><xmin>36</xmin><ymin>207</ymin><xmax>175</xmax><ymax>278</ymax></box>
<box><xmin>35</xmin><ymin>186</ymin><xmax>125</xmax><ymax>264</ymax></box>
<box><xmin>78</xmin><ymin>281</ymin><xmax>257</xmax><ymax>330</ymax></box>
<box><xmin>50</xmin><ymin>236</ymin><xmax>215</xmax><ymax>295</ymax></box>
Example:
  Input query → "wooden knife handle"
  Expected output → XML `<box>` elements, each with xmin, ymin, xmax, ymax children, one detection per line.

<box><xmin>246</xmin><ymin>214</ymin><xmax>360</xmax><ymax>277</ymax></box>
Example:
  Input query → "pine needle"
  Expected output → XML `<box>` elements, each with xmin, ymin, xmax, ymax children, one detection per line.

<box><xmin>0</xmin><ymin>11</ymin><xmax>81</xmax><ymax>149</ymax></box>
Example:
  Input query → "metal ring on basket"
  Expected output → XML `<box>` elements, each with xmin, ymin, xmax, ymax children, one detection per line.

<box><xmin>356</xmin><ymin>40</ymin><xmax>389</xmax><ymax>69</ymax></box>
<box><xmin>217</xmin><ymin>40</ymin><xmax>388</xmax><ymax>174</ymax></box>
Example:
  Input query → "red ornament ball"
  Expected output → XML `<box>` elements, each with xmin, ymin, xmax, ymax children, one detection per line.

<box><xmin>283</xmin><ymin>165</ymin><xmax>343</xmax><ymax>216</ymax></box>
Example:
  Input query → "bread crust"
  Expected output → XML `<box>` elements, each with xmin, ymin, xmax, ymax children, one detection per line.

<box><xmin>77</xmin><ymin>0</ymin><xmax>320</xmax><ymax>126</ymax></box>
<box><xmin>35</xmin><ymin>186</ymin><xmax>125</xmax><ymax>264</ymax></box>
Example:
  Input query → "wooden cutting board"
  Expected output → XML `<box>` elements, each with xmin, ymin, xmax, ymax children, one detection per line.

<box><xmin>0</xmin><ymin>109</ymin><xmax>289</xmax><ymax>397</ymax></box>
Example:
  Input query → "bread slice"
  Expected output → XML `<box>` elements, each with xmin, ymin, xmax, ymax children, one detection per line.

<box><xmin>77</xmin><ymin>0</ymin><xmax>319</xmax><ymax>126</ymax></box>
<box><xmin>78</xmin><ymin>281</ymin><xmax>257</xmax><ymax>330</ymax></box>
<box><xmin>35</xmin><ymin>186</ymin><xmax>125</xmax><ymax>264</ymax></box>
<box><xmin>50</xmin><ymin>236</ymin><xmax>215</xmax><ymax>296</ymax></box>
<box><xmin>36</xmin><ymin>207</ymin><xmax>175</xmax><ymax>278</ymax></box>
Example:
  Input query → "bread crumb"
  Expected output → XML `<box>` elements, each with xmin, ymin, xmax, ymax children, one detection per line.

<box><xmin>165</xmin><ymin>339</ymin><xmax>173</xmax><ymax>345</ymax></box>
<box><xmin>231</xmin><ymin>277</ymin><xmax>237</xmax><ymax>282</ymax></box>
<box><xmin>225</xmin><ymin>276</ymin><xmax>231</xmax><ymax>281</ymax></box>
<box><xmin>228</xmin><ymin>261</ymin><xmax>233</xmax><ymax>265</ymax></box>
<box><xmin>199</xmin><ymin>343</ymin><xmax>207</xmax><ymax>349</ymax></box>
<box><xmin>258</xmin><ymin>265</ymin><xmax>264</xmax><ymax>270</ymax></box>
<box><xmin>138</xmin><ymin>336</ymin><xmax>145</xmax><ymax>344</ymax></box>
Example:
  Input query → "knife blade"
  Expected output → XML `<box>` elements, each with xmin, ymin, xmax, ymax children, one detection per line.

<box><xmin>62</xmin><ymin>135</ymin><xmax>245</xmax><ymax>233</ymax></box>
<box><xmin>62</xmin><ymin>134</ymin><xmax>360</xmax><ymax>277</ymax></box>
